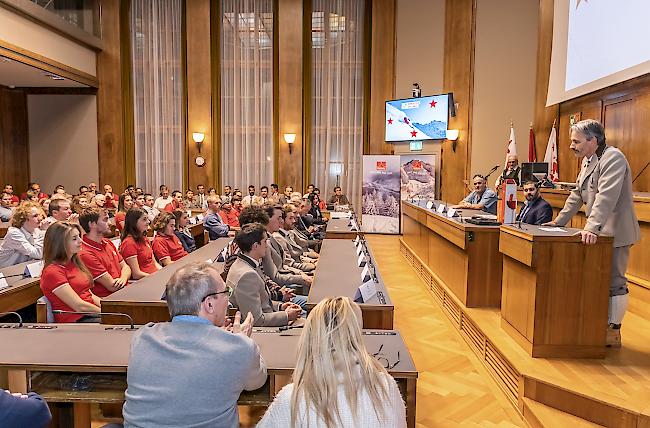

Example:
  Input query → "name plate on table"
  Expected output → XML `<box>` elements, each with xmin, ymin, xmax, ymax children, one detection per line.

<box><xmin>188</xmin><ymin>217</ymin><xmax>197</xmax><ymax>225</ymax></box>
<box><xmin>446</xmin><ymin>207</ymin><xmax>457</xmax><ymax>218</ymax></box>
<box><xmin>24</xmin><ymin>261</ymin><xmax>44</xmax><ymax>278</ymax></box>
<box><xmin>354</xmin><ymin>235</ymin><xmax>360</xmax><ymax>245</ymax></box>
<box><xmin>350</xmin><ymin>219</ymin><xmax>359</xmax><ymax>231</ymax></box>
<box><xmin>0</xmin><ymin>274</ymin><xmax>9</xmax><ymax>290</ymax></box>
<box><xmin>196</xmin><ymin>214</ymin><xmax>204</xmax><ymax>222</ymax></box>
<box><xmin>356</xmin><ymin>242</ymin><xmax>364</xmax><ymax>256</ymax></box>
<box><xmin>437</xmin><ymin>203</ymin><xmax>446</xmax><ymax>214</ymax></box>
<box><xmin>353</xmin><ymin>279</ymin><xmax>377</xmax><ymax>303</ymax></box>
<box><xmin>426</xmin><ymin>201</ymin><xmax>434</xmax><ymax>209</ymax></box>
<box><xmin>361</xmin><ymin>265</ymin><xmax>371</xmax><ymax>282</ymax></box>
<box><xmin>357</xmin><ymin>252</ymin><xmax>367</xmax><ymax>267</ymax></box>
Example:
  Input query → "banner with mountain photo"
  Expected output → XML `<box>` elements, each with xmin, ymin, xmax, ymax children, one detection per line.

<box><xmin>361</xmin><ymin>155</ymin><xmax>401</xmax><ymax>234</ymax></box>
<box><xmin>399</xmin><ymin>154</ymin><xmax>436</xmax><ymax>201</ymax></box>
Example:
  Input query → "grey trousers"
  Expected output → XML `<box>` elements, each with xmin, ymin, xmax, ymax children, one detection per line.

<box><xmin>610</xmin><ymin>245</ymin><xmax>631</xmax><ymax>297</ymax></box>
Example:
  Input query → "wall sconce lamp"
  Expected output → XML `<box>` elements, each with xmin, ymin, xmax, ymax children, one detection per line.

<box><xmin>284</xmin><ymin>133</ymin><xmax>296</xmax><ymax>154</ymax></box>
<box><xmin>446</xmin><ymin>129</ymin><xmax>459</xmax><ymax>152</ymax></box>
<box><xmin>192</xmin><ymin>132</ymin><xmax>206</xmax><ymax>167</ymax></box>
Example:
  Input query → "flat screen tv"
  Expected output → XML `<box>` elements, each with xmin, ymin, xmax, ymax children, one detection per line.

<box><xmin>385</xmin><ymin>93</ymin><xmax>449</xmax><ymax>142</ymax></box>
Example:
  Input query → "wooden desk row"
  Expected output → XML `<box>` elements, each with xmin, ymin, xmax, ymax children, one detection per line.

<box><xmin>0</xmin><ymin>324</ymin><xmax>417</xmax><ymax>428</ymax></box>
<box><xmin>401</xmin><ymin>200</ymin><xmax>613</xmax><ymax>358</ymax></box>
<box><xmin>324</xmin><ymin>216</ymin><xmax>359</xmax><ymax>240</ymax></box>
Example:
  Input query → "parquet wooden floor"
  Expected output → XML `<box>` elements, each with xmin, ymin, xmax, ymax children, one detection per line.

<box><xmin>365</xmin><ymin>235</ymin><xmax>523</xmax><ymax>428</ymax></box>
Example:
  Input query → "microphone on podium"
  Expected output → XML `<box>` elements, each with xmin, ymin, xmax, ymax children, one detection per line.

<box><xmin>52</xmin><ymin>310</ymin><xmax>136</xmax><ymax>330</ymax></box>
<box><xmin>0</xmin><ymin>311</ymin><xmax>24</xmax><ymax>327</ymax></box>
<box><xmin>484</xmin><ymin>165</ymin><xmax>500</xmax><ymax>180</ymax></box>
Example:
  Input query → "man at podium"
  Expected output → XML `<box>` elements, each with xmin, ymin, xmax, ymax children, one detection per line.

<box><xmin>516</xmin><ymin>180</ymin><xmax>552</xmax><ymax>225</ymax></box>
<box><xmin>451</xmin><ymin>174</ymin><xmax>498</xmax><ymax>214</ymax></box>
<box><xmin>545</xmin><ymin>119</ymin><xmax>640</xmax><ymax>347</ymax></box>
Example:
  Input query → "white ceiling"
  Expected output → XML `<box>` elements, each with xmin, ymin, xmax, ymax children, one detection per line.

<box><xmin>0</xmin><ymin>56</ymin><xmax>88</xmax><ymax>88</ymax></box>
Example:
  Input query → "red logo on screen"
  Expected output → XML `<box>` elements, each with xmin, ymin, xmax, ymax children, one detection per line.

<box><xmin>412</xmin><ymin>160</ymin><xmax>422</xmax><ymax>170</ymax></box>
<box><xmin>376</xmin><ymin>161</ymin><xmax>387</xmax><ymax>171</ymax></box>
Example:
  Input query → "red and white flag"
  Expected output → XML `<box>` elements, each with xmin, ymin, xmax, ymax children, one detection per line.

<box><xmin>528</xmin><ymin>125</ymin><xmax>536</xmax><ymax>162</ymax></box>
<box><xmin>543</xmin><ymin>125</ymin><xmax>559</xmax><ymax>182</ymax></box>
<box><xmin>504</xmin><ymin>125</ymin><xmax>517</xmax><ymax>166</ymax></box>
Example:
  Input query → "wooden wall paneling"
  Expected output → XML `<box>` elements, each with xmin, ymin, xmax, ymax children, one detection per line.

<box><xmin>96</xmin><ymin>0</ymin><xmax>131</xmax><ymax>190</ymax></box>
<box><xmin>210</xmin><ymin>0</ymin><xmax>222</xmax><ymax>192</ymax></box>
<box><xmin>368</xmin><ymin>0</ymin><xmax>395</xmax><ymax>156</ymax></box>
<box><xmin>557</xmin><ymin>96</ymin><xmax>601</xmax><ymax>183</ymax></box>
<box><xmin>532</xmin><ymin>0</ymin><xmax>558</xmax><ymax>160</ymax></box>
<box><xmin>185</xmin><ymin>0</ymin><xmax>214</xmax><ymax>190</ymax></box>
<box><xmin>441</xmin><ymin>0</ymin><xmax>475</xmax><ymax>203</ymax></box>
<box><xmin>276</xmin><ymin>0</ymin><xmax>303</xmax><ymax>190</ymax></box>
<box><xmin>0</xmin><ymin>86</ymin><xmax>29</xmax><ymax>191</ymax></box>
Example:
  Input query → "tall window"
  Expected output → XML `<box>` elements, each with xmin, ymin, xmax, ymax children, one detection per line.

<box><xmin>310</xmin><ymin>0</ymin><xmax>365</xmax><ymax>209</ymax></box>
<box><xmin>220</xmin><ymin>0</ymin><xmax>274</xmax><ymax>190</ymax></box>
<box><xmin>130</xmin><ymin>0</ymin><xmax>183</xmax><ymax>193</ymax></box>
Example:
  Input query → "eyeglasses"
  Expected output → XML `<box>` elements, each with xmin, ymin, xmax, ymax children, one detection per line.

<box><xmin>372</xmin><ymin>344</ymin><xmax>400</xmax><ymax>369</ymax></box>
<box><xmin>201</xmin><ymin>285</ymin><xmax>233</xmax><ymax>302</ymax></box>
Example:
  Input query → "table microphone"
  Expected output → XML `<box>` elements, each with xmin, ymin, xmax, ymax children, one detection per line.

<box><xmin>0</xmin><ymin>311</ymin><xmax>23</xmax><ymax>327</ymax></box>
<box><xmin>0</xmin><ymin>273</ymin><xmax>27</xmax><ymax>280</ymax></box>
<box><xmin>52</xmin><ymin>310</ymin><xmax>136</xmax><ymax>330</ymax></box>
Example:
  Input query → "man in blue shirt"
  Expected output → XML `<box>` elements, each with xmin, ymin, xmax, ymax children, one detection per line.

<box><xmin>204</xmin><ymin>195</ymin><xmax>230</xmax><ymax>239</ymax></box>
<box><xmin>0</xmin><ymin>390</ymin><xmax>51</xmax><ymax>428</ymax></box>
<box><xmin>452</xmin><ymin>174</ymin><xmax>498</xmax><ymax>214</ymax></box>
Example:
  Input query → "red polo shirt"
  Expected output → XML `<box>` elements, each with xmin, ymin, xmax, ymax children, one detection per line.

<box><xmin>40</xmin><ymin>261</ymin><xmax>96</xmax><ymax>323</ymax></box>
<box><xmin>114</xmin><ymin>211</ymin><xmax>126</xmax><ymax>231</ymax></box>
<box><xmin>79</xmin><ymin>235</ymin><xmax>124</xmax><ymax>297</ymax></box>
<box><xmin>219</xmin><ymin>209</ymin><xmax>240</xmax><ymax>228</ymax></box>
<box><xmin>152</xmin><ymin>234</ymin><xmax>188</xmax><ymax>262</ymax></box>
<box><xmin>8</xmin><ymin>195</ymin><xmax>19</xmax><ymax>205</ymax></box>
<box><xmin>120</xmin><ymin>236</ymin><xmax>158</xmax><ymax>275</ymax></box>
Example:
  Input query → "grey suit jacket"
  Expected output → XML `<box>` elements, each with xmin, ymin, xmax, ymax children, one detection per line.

<box><xmin>261</xmin><ymin>245</ymin><xmax>307</xmax><ymax>287</ymax></box>
<box><xmin>272</xmin><ymin>232</ymin><xmax>315</xmax><ymax>271</ymax></box>
<box><xmin>555</xmin><ymin>146</ymin><xmax>640</xmax><ymax>247</ymax></box>
<box><xmin>226</xmin><ymin>257</ymin><xmax>288</xmax><ymax>327</ymax></box>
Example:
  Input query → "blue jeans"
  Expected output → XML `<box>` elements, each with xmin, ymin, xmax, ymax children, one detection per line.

<box><xmin>291</xmin><ymin>295</ymin><xmax>308</xmax><ymax>317</ymax></box>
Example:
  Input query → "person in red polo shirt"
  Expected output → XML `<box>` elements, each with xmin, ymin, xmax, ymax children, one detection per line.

<box><xmin>115</xmin><ymin>193</ymin><xmax>134</xmax><ymax>232</ymax></box>
<box><xmin>40</xmin><ymin>222</ymin><xmax>101</xmax><ymax>323</ymax></box>
<box><xmin>78</xmin><ymin>208</ymin><xmax>132</xmax><ymax>297</ymax></box>
<box><xmin>164</xmin><ymin>190</ymin><xmax>185</xmax><ymax>213</ymax></box>
<box><xmin>152</xmin><ymin>212</ymin><xmax>188</xmax><ymax>266</ymax></box>
<box><xmin>119</xmin><ymin>208</ymin><xmax>160</xmax><ymax>279</ymax></box>
<box><xmin>3</xmin><ymin>184</ymin><xmax>19</xmax><ymax>206</ymax></box>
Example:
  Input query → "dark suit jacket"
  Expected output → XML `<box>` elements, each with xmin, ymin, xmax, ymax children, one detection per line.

<box><xmin>516</xmin><ymin>196</ymin><xmax>553</xmax><ymax>225</ymax></box>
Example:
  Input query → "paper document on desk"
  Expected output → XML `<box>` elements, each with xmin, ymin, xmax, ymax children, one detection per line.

<box><xmin>538</xmin><ymin>227</ymin><xmax>567</xmax><ymax>232</ymax></box>
<box><xmin>476</xmin><ymin>214</ymin><xmax>497</xmax><ymax>220</ymax></box>
<box><xmin>0</xmin><ymin>274</ymin><xmax>8</xmax><ymax>290</ymax></box>
<box><xmin>330</xmin><ymin>211</ymin><xmax>351</xmax><ymax>219</ymax></box>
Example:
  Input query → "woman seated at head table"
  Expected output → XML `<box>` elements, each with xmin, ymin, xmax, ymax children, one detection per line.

<box><xmin>152</xmin><ymin>211</ymin><xmax>188</xmax><ymax>267</ymax></box>
<box><xmin>173</xmin><ymin>209</ymin><xmax>197</xmax><ymax>253</ymax></box>
<box><xmin>257</xmin><ymin>296</ymin><xmax>407</xmax><ymax>428</ymax></box>
<box><xmin>119</xmin><ymin>208</ymin><xmax>161</xmax><ymax>279</ymax></box>
<box><xmin>115</xmin><ymin>193</ymin><xmax>135</xmax><ymax>232</ymax></box>
<box><xmin>40</xmin><ymin>222</ymin><xmax>101</xmax><ymax>323</ymax></box>
<box><xmin>0</xmin><ymin>202</ymin><xmax>45</xmax><ymax>269</ymax></box>
<box><xmin>307</xmin><ymin>194</ymin><xmax>327</xmax><ymax>225</ymax></box>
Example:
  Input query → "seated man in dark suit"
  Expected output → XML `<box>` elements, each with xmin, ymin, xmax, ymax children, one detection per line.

<box><xmin>516</xmin><ymin>180</ymin><xmax>553</xmax><ymax>225</ymax></box>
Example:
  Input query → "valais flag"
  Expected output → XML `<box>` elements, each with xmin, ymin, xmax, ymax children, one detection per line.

<box><xmin>504</xmin><ymin>126</ymin><xmax>517</xmax><ymax>166</ymax></box>
<box><xmin>544</xmin><ymin>126</ymin><xmax>559</xmax><ymax>182</ymax></box>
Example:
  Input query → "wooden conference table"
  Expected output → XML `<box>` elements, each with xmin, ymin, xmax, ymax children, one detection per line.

<box><xmin>0</xmin><ymin>324</ymin><xmax>417</xmax><ymax>428</ymax></box>
<box><xmin>309</xmin><ymin>239</ymin><xmax>394</xmax><ymax>329</ymax></box>
<box><xmin>324</xmin><ymin>216</ymin><xmax>358</xmax><ymax>240</ymax></box>
<box><xmin>401</xmin><ymin>200</ymin><xmax>502</xmax><ymax>308</ymax></box>
<box><xmin>0</xmin><ymin>260</ymin><xmax>42</xmax><ymax>314</ymax></box>
<box><xmin>101</xmin><ymin>238</ymin><xmax>230</xmax><ymax>324</ymax></box>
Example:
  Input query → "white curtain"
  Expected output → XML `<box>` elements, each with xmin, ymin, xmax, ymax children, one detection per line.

<box><xmin>220</xmin><ymin>0</ymin><xmax>274</xmax><ymax>191</ymax></box>
<box><xmin>310</xmin><ymin>0</ymin><xmax>365</xmax><ymax>210</ymax></box>
<box><xmin>130</xmin><ymin>0</ymin><xmax>183</xmax><ymax>194</ymax></box>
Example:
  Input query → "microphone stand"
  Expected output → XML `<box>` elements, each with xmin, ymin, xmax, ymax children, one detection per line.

<box><xmin>0</xmin><ymin>311</ymin><xmax>23</xmax><ymax>327</ymax></box>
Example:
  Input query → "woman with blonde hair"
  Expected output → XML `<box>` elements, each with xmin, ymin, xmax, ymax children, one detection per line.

<box><xmin>151</xmin><ymin>211</ymin><xmax>187</xmax><ymax>266</ymax></box>
<box><xmin>40</xmin><ymin>222</ymin><xmax>101</xmax><ymax>323</ymax></box>
<box><xmin>0</xmin><ymin>202</ymin><xmax>46</xmax><ymax>268</ymax></box>
<box><xmin>258</xmin><ymin>296</ymin><xmax>406</xmax><ymax>427</ymax></box>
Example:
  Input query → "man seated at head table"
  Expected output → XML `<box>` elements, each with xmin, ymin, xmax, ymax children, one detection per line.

<box><xmin>123</xmin><ymin>262</ymin><xmax>267</xmax><ymax>428</ymax></box>
<box><xmin>0</xmin><ymin>202</ymin><xmax>45</xmax><ymax>268</ymax></box>
<box><xmin>328</xmin><ymin>185</ymin><xmax>350</xmax><ymax>206</ymax></box>
<box><xmin>450</xmin><ymin>174</ymin><xmax>498</xmax><ymax>215</ymax></box>
<box><xmin>516</xmin><ymin>180</ymin><xmax>553</xmax><ymax>225</ymax></box>
<box><xmin>0</xmin><ymin>192</ymin><xmax>14</xmax><ymax>221</ymax></box>
<box><xmin>226</xmin><ymin>223</ymin><xmax>303</xmax><ymax>327</ymax></box>
<box><xmin>78</xmin><ymin>208</ymin><xmax>132</xmax><ymax>298</ymax></box>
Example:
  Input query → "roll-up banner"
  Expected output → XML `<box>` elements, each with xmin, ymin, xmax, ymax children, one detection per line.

<box><xmin>361</xmin><ymin>155</ymin><xmax>401</xmax><ymax>234</ymax></box>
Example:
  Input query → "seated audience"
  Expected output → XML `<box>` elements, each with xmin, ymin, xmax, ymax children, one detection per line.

<box><xmin>0</xmin><ymin>202</ymin><xmax>45</xmax><ymax>268</ymax></box>
<box><xmin>78</xmin><ymin>208</ymin><xmax>132</xmax><ymax>298</ymax></box>
<box><xmin>152</xmin><ymin>212</ymin><xmax>188</xmax><ymax>266</ymax></box>
<box><xmin>71</xmin><ymin>194</ymin><xmax>89</xmax><ymax>214</ymax></box>
<box><xmin>303</xmin><ymin>183</ymin><xmax>315</xmax><ymax>199</ymax></box>
<box><xmin>207</xmin><ymin>187</ymin><xmax>218</xmax><ymax>196</ymax></box>
<box><xmin>154</xmin><ymin>185</ymin><xmax>172</xmax><ymax>211</ymax></box>
<box><xmin>164</xmin><ymin>190</ymin><xmax>185</xmax><ymax>212</ymax></box>
<box><xmin>40</xmin><ymin>222</ymin><xmax>101</xmax><ymax>323</ymax></box>
<box><xmin>259</xmin><ymin>186</ymin><xmax>271</xmax><ymax>205</ymax></box>
<box><xmin>21</xmin><ymin>182</ymin><xmax>48</xmax><ymax>201</ymax></box>
<box><xmin>142</xmin><ymin>193</ymin><xmax>158</xmax><ymax>222</ymax></box>
<box><xmin>103</xmin><ymin>184</ymin><xmax>119</xmax><ymax>209</ymax></box>
<box><xmin>219</xmin><ymin>201</ymin><xmax>240</xmax><ymax>229</ymax></box>
<box><xmin>122</xmin><ymin>262</ymin><xmax>267</xmax><ymax>427</ymax></box>
<box><xmin>3</xmin><ymin>184</ymin><xmax>19</xmax><ymax>206</ymax></box>
<box><xmin>39</xmin><ymin>198</ymin><xmax>50</xmax><ymax>214</ymax></box>
<box><xmin>87</xmin><ymin>182</ymin><xmax>97</xmax><ymax>196</ymax></box>
<box><xmin>516</xmin><ymin>180</ymin><xmax>553</xmax><ymax>225</ymax></box>
<box><xmin>451</xmin><ymin>174</ymin><xmax>498</xmax><ymax>215</ymax></box>
<box><xmin>308</xmin><ymin>194</ymin><xmax>327</xmax><ymax>224</ymax></box>
<box><xmin>328</xmin><ymin>186</ymin><xmax>350</xmax><ymax>206</ymax></box>
<box><xmin>119</xmin><ymin>208</ymin><xmax>160</xmax><ymax>279</ymax></box>
<box><xmin>221</xmin><ymin>185</ymin><xmax>233</xmax><ymax>204</ymax></box>
<box><xmin>496</xmin><ymin>154</ymin><xmax>521</xmax><ymax>187</ymax></box>
<box><xmin>271</xmin><ymin>206</ymin><xmax>315</xmax><ymax>273</ymax></box>
<box><xmin>78</xmin><ymin>185</ymin><xmax>89</xmax><ymax>196</ymax></box>
<box><xmin>258</xmin><ymin>297</ymin><xmax>406</xmax><ymax>427</ymax></box>
<box><xmin>269</xmin><ymin>183</ymin><xmax>280</xmax><ymax>203</ymax></box>
<box><xmin>25</xmin><ymin>190</ymin><xmax>39</xmax><ymax>202</ymax></box>
<box><xmin>133</xmin><ymin>193</ymin><xmax>146</xmax><ymax>211</ymax></box>
<box><xmin>0</xmin><ymin>192</ymin><xmax>14</xmax><ymax>221</ymax></box>
<box><xmin>204</xmin><ymin>196</ymin><xmax>230</xmax><ymax>239</ymax></box>
<box><xmin>226</xmin><ymin>223</ymin><xmax>302</xmax><ymax>327</ymax></box>
<box><xmin>173</xmin><ymin>210</ymin><xmax>197</xmax><ymax>253</ymax></box>
<box><xmin>195</xmin><ymin>184</ymin><xmax>208</xmax><ymax>209</ymax></box>
<box><xmin>279</xmin><ymin>185</ymin><xmax>293</xmax><ymax>205</ymax></box>
<box><xmin>242</xmin><ymin>185</ymin><xmax>261</xmax><ymax>207</ymax></box>
<box><xmin>183</xmin><ymin>189</ymin><xmax>196</xmax><ymax>209</ymax></box>
<box><xmin>135</xmin><ymin>187</ymin><xmax>144</xmax><ymax>196</ymax></box>
<box><xmin>90</xmin><ymin>193</ymin><xmax>107</xmax><ymax>209</ymax></box>
<box><xmin>0</xmin><ymin>389</ymin><xmax>51</xmax><ymax>428</ymax></box>
<box><xmin>114</xmin><ymin>193</ymin><xmax>134</xmax><ymax>232</ymax></box>
<box><xmin>276</xmin><ymin>205</ymin><xmax>318</xmax><ymax>264</ymax></box>
<box><xmin>313</xmin><ymin>188</ymin><xmax>327</xmax><ymax>210</ymax></box>
<box><xmin>53</xmin><ymin>185</ymin><xmax>69</xmax><ymax>198</ymax></box>
<box><xmin>42</xmin><ymin>198</ymin><xmax>78</xmax><ymax>230</ymax></box>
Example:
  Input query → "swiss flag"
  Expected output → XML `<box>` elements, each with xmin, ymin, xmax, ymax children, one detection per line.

<box><xmin>504</xmin><ymin>125</ymin><xmax>517</xmax><ymax>167</ymax></box>
<box><xmin>543</xmin><ymin>126</ymin><xmax>559</xmax><ymax>182</ymax></box>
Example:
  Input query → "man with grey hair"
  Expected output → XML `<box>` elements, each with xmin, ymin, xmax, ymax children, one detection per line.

<box><xmin>545</xmin><ymin>119</ymin><xmax>640</xmax><ymax>347</ymax></box>
<box><xmin>123</xmin><ymin>262</ymin><xmax>267</xmax><ymax>428</ymax></box>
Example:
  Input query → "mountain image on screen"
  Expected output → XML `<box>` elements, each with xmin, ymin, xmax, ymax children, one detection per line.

<box><xmin>385</xmin><ymin>95</ymin><xmax>448</xmax><ymax>142</ymax></box>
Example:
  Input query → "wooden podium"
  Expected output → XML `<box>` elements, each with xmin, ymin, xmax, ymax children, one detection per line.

<box><xmin>499</xmin><ymin>224</ymin><xmax>613</xmax><ymax>358</ymax></box>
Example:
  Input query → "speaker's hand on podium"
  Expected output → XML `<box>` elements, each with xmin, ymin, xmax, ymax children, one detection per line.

<box><xmin>574</xmin><ymin>229</ymin><xmax>598</xmax><ymax>245</ymax></box>
<box><xmin>541</xmin><ymin>221</ymin><xmax>557</xmax><ymax>226</ymax></box>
